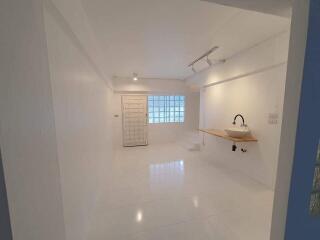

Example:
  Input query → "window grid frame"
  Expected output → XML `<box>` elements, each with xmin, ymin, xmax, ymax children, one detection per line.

<box><xmin>148</xmin><ymin>95</ymin><xmax>185</xmax><ymax>124</ymax></box>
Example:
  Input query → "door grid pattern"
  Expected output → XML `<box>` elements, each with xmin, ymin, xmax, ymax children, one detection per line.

<box><xmin>122</xmin><ymin>95</ymin><xmax>148</xmax><ymax>147</ymax></box>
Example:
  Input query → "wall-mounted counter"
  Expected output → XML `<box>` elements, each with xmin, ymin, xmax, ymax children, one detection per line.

<box><xmin>199</xmin><ymin>129</ymin><xmax>258</xmax><ymax>143</ymax></box>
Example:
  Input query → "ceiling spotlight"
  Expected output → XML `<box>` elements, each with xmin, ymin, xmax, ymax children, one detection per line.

<box><xmin>191</xmin><ymin>65</ymin><xmax>196</xmax><ymax>73</ymax></box>
<box><xmin>133</xmin><ymin>73</ymin><xmax>138</xmax><ymax>81</ymax></box>
<box><xmin>206</xmin><ymin>56</ymin><xmax>213</xmax><ymax>66</ymax></box>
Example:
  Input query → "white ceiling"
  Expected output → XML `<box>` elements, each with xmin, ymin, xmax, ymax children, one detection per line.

<box><xmin>202</xmin><ymin>0</ymin><xmax>292</xmax><ymax>18</ymax></box>
<box><xmin>82</xmin><ymin>0</ymin><xmax>290</xmax><ymax>80</ymax></box>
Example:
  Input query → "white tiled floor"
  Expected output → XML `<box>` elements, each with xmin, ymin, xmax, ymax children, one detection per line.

<box><xmin>88</xmin><ymin>143</ymin><xmax>274</xmax><ymax>240</ymax></box>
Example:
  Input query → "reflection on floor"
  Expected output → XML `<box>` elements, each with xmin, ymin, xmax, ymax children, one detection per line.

<box><xmin>88</xmin><ymin>143</ymin><xmax>274</xmax><ymax>240</ymax></box>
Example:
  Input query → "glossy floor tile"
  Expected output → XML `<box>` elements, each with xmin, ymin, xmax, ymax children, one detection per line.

<box><xmin>88</xmin><ymin>143</ymin><xmax>274</xmax><ymax>240</ymax></box>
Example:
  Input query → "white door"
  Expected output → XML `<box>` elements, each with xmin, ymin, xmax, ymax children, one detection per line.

<box><xmin>122</xmin><ymin>95</ymin><xmax>148</xmax><ymax>147</ymax></box>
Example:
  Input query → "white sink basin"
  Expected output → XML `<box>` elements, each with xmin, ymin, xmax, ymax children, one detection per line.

<box><xmin>225</xmin><ymin>127</ymin><xmax>250</xmax><ymax>138</ymax></box>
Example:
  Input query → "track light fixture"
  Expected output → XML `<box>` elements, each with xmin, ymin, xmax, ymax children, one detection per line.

<box><xmin>188</xmin><ymin>46</ymin><xmax>226</xmax><ymax>75</ymax></box>
<box><xmin>191</xmin><ymin>65</ymin><xmax>196</xmax><ymax>73</ymax></box>
<box><xmin>133</xmin><ymin>73</ymin><xmax>138</xmax><ymax>81</ymax></box>
<box><xmin>206</xmin><ymin>56</ymin><xmax>213</xmax><ymax>66</ymax></box>
<box><xmin>188</xmin><ymin>46</ymin><xmax>219</xmax><ymax>68</ymax></box>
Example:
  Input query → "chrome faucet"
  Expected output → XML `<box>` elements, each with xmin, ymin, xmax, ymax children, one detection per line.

<box><xmin>233</xmin><ymin>114</ymin><xmax>247</xmax><ymax>127</ymax></box>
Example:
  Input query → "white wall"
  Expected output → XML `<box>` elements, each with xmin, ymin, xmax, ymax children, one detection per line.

<box><xmin>44</xmin><ymin>2</ymin><xmax>114</xmax><ymax>240</ymax></box>
<box><xmin>49</xmin><ymin>0</ymin><xmax>113</xmax><ymax>89</ymax></box>
<box><xmin>113</xmin><ymin>78</ymin><xmax>200</xmax><ymax>147</ymax></box>
<box><xmin>187</xmin><ymin>31</ymin><xmax>290</xmax><ymax>189</ymax></box>
<box><xmin>271</xmin><ymin>0</ymin><xmax>310</xmax><ymax>239</ymax></box>
<box><xmin>0</xmin><ymin>0</ymin><xmax>66</xmax><ymax>239</ymax></box>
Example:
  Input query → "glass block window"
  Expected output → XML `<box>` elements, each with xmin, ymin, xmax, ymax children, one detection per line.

<box><xmin>310</xmin><ymin>141</ymin><xmax>320</xmax><ymax>216</ymax></box>
<box><xmin>148</xmin><ymin>96</ymin><xmax>185</xmax><ymax>124</ymax></box>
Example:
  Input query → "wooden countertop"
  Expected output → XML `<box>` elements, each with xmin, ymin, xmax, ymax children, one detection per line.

<box><xmin>199</xmin><ymin>129</ymin><xmax>258</xmax><ymax>143</ymax></box>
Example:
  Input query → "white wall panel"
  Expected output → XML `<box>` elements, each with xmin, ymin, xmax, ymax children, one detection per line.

<box><xmin>0</xmin><ymin>1</ymin><xmax>66</xmax><ymax>239</ymax></box>
<box><xmin>44</xmin><ymin>4</ymin><xmax>114</xmax><ymax>240</ymax></box>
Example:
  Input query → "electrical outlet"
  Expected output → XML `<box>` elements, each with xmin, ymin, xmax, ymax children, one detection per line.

<box><xmin>268</xmin><ymin>113</ymin><xmax>279</xmax><ymax>125</ymax></box>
